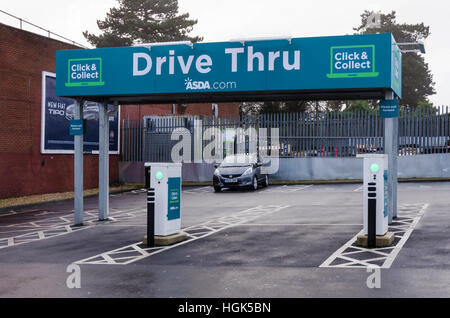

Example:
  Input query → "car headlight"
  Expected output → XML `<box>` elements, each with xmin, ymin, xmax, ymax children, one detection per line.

<box><xmin>242</xmin><ymin>167</ymin><xmax>253</xmax><ymax>176</ymax></box>
<box><xmin>214</xmin><ymin>169</ymin><xmax>221</xmax><ymax>177</ymax></box>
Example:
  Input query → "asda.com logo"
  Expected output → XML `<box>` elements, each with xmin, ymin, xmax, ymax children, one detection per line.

<box><xmin>185</xmin><ymin>77</ymin><xmax>211</xmax><ymax>90</ymax></box>
<box><xmin>184</xmin><ymin>77</ymin><xmax>237</xmax><ymax>90</ymax></box>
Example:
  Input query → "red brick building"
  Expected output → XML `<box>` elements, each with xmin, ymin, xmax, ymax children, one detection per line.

<box><xmin>0</xmin><ymin>23</ymin><xmax>239</xmax><ymax>199</ymax></box>
<box><xmin>121</xmin><ymin>103</ymin><xmax>239</xmax><ymax>121</ymax></box>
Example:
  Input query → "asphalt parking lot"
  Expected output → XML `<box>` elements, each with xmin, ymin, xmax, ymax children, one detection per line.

<box><xmin>0</xmin><ymin>182</ymin><xmax>449</xmax><ymax>297</ymax></box>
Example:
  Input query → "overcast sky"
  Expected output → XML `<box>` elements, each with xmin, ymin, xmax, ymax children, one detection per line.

<box><xmin>1</xmin><ymin>0</ymin><xmax>449</xmax><ymax>106</ymax></box>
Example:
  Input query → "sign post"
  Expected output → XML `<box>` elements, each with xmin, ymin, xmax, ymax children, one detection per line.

<box><xmin>73</xmin><ymin>98</ymin><xmax>84</xmax><ymax>226</ymax></box>
<box><xmin>98</xmin><ymin>102</ymin><xmax>109</xmax><ymax>221</ymax></box>
<box><xmin>381</xmin><ymin>93</ymin><xmax>399</xmax><ymax>223</ymax></box>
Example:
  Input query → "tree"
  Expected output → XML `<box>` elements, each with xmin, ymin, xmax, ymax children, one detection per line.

<box><xmin>239</xmin><ymin>102</ymin><xmax>261</xmax><ymax>115</ymax></box>
<box><xmin>83</xmin><ymin>0</ymin><xmax>203</xmax><ymax>48</ymax></box>
<box><xmin>344</xmin><ymin>100</ymin><xmax>372</xmax><ymax>112</ymax></box>
<box><xmin>354</xmin><ymin>10</ymin><xmax>436</xmax><ymax>108</ymax></box>
<box><xmin>414</xmin><ymin>101</ymin><xmax>439</xmax><ymax>115</ymax></box>
<box><xmin>259</xmin><ymin>101</ymin><xmax>282</xmax><ymax>114</ymax></box>
<box><xmin>283</xmin><ymin>101</ymin><xmax>309</xmax><ymax>113</ymax></box>
<box><xmin>240</xmin><ymin>101</ymin><xmax>310</xmax><ymax>114</ymax></box>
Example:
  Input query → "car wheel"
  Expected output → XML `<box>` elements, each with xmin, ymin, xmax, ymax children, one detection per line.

<box><xmin>252</xmin><ymin>176</ymin><xmax>258</xmax><ymax>191</ymax></box>
<box><xmin>263</xmin><ymin>175</ymin><xmax>269</xmax><ymax>187</ymax></box>
<box><xmin>214</xmin><ymin>186</ymin><xmax>221</xmax><ymax>193</ymax></box>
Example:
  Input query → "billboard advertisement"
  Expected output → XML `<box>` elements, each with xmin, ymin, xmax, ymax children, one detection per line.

<box><xmin>41</xmin><ymin>71</ymin><xmax>120</xmax><ymax>154</ymax></box>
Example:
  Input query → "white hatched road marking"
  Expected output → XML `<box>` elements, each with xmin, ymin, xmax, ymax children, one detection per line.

<box><xmin>319</xmin><ymin>203</ymin><xmax>428</xmax><ymax>268</ymax></box>
<box><xmin>0</xmin><ymin>211</ymin><xmax>18</xmax><ymax>217</ymax></box>
<box><xmin>183</xmin><ymin>186</ymin><xmax>211</xmax><ymax>194</ymax></box>
<box><xmin>259</xmin><ymin>184</ymin><xmax>313</xmax><ymax>193</ymax></box>
<box><xmin>0</xmin><ymin>207</ymin><xmax>145</xmax><ymax>249</ymax></box>
<box><xmin>75</xmin><ymin>205</ymin><xmax>290</xmax><ymax>266</ymax></box>
<box><xmin>0</xmin><ymin>224</ymin><xmax>88</xmax><ymax>249</ymax></box>
<box><xmin>238</xmin><ymin>223</ymin><xmax>362</xmax><ymax>226</ymax></box>
<box><xmin>184</xmin><ymin>185</ymin><xmax>314</xmax><ymax>194</ymax></box>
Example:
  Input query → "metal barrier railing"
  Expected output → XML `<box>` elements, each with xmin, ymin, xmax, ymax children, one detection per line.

<box><xmin>0</xmin><ymin>9</ymin><xmax>88</xmax><ymax>48</ymax></box>
<box><xmin>121</xmin><ymin>107</ymin><xmax>450</xmax><ymax>162</ymax></box>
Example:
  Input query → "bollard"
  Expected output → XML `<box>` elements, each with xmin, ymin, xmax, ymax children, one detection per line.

<box><xmin>367</xmin><ymin>186</ymin><xmax>377</xmax><ymax>248</ymax></box>
<box><xmin>357</xmin><ymin>154</ymin><xmax>393</xmax><ymax>249</ymax></box>
<box><xmin>145</xmin><ymin>166</ymin><xmax>150</xmax><ymax>189</ymax></box>
<box><xmin>146</xmin><ymin>186</ymin><xmax>155</xmax><ymax>247</ymax></box>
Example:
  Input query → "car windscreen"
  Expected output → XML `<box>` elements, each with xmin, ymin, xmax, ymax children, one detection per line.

<box><xmin>220</xmin><ymin>154</ymin><xmax>257</xmax><ymax>167</ymax></box>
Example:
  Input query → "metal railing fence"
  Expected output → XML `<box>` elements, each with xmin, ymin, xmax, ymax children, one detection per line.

<box><xmin>121</xmin><ymin>107</ymin><xmax>450</xmax><ymax>162</ymax></box>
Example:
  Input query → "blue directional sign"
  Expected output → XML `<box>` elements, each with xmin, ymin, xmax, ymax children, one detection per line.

<box><xmin>69</xmin><ymin>120</ymin><xmax>84</xmax><ymax>135</ymax></box>
<box><xmin>380</xmin><ymin>99</ymin><xmax>399</xmax><ymax>118</ymax></box>
<box><xmin>56</xmin><ymin>33</ymin><xmax>401</xmax><ymax>100</ymax></box>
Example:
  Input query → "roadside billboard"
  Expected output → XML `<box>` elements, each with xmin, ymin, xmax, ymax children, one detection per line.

<box><xmin>41</xmin><ymin>71</ymin><xmax>120</xmax><ymax>154</ymax></box>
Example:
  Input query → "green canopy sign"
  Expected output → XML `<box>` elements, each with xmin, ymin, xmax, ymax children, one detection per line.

<box><xmin>56</xmin><ymin>33</ymin><xmax>401</xmax><ymax>103</ymax></box>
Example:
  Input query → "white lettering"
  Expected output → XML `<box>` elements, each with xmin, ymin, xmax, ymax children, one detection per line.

<box><xmin>196</xmin><ymin>55</ymin><xmax>212</xmax><ymax>74</ymax></box>
<box><xmin>283</xmin><ymin>50</ymin><xmax>300</xmax><ymax>70</ymax></box>
<box><xmin>268</xmin><ymin>51</ymin><xmax>280</xmax><ymax>71</ymax></box>
<box><xmin>177</xmin><ymin>55</ymin><xmax>194</xmax><ymax>74</ymax></box>
<box><xmin>169</xmin><ymin>50</ymin><xmax>175</xmax><ymax>75</ymax></box>
<box><xmin>225</xmin><ymin>47</ymin><xmax>245</xmax><ymax>72</ymax></box>
<box><xmin>247</xmin><ymin>46</ymin><xmax>264</xmax><ymax>72</ymax></box>
<box><xmin>156</xmin><ymin>56</ymin><xmax>166</xmax><ymax>75</ymax></box>
<box><xmin>133</xmin><ymin>52</ymin><xmax>152</xmax><ymax>76</ymax></box>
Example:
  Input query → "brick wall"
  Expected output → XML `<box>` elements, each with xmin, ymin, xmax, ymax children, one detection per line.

<box><xmin>120</xmin><ymin>102</ymin><xmax>240</xmax><ymax>121</ymax></box>
<box><xmin>0</xmin><ymin>23</ymin><xmax>240</xmax><ymax>199</ymax></box>
<box><xmin>0</xmin><ymin>23</ymin><xmax>119</xmax><ymax>199</ymax></box>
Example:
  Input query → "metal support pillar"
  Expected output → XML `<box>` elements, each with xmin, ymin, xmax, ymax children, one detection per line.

<box><xmin>98</xmin><ymin>102</ymin><xmax>109</xmax><ymax>220</ymax></box>
<box><xmin>73</xmin><ymin>98</ymin><xmax>84</xmax><ymax>226</ymax></box>
<box><xmin>384</xmin><ymin>91</ymin><xmax>398</xmax><ymax>223</ymax></box>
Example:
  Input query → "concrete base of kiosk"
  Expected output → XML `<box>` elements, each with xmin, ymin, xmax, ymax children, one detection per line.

<box><xmin>143</xmin><ymin>231</ymin><xmax>189</xmax><ymax>246</ymax></box>
<box><xmin>356</xmin><ymin>232</ymin><xmax>395</xmax><ymax>248</ymax></box>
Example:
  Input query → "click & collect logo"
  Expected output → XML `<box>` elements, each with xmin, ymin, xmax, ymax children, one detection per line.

<box><xmin>327</xmin><ymin>45</ymin><xmax>379</xmax><ymax>78</ymax></box>
<box><xmin>66</xmin><ymin>58</ymin><xmax>105</xmax><ymax>87</ymax></box>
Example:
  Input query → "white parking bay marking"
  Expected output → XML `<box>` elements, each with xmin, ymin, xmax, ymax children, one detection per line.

<box><xmin>0</xmin><ymin>207</ymin><xmax>145</xmax><ymax>249</ymax></box>
<box><xmin>260</xmin><ymin>184</ymin><xmax>313</xmax><ymax>193</ymax></box>
<box><xmin>75</xmin><ymin>205</ymin><xmax>290</xmax><ymax>266</ymax></box>
<box><xmin>183</xmin><ymin>186</ymin><xmax>212</xmax><ymax>194</ymax></box>
<box><xmin>319</xmin><ymin>203</ymin><xmax>428</xmax><ymax>269</ymax></box>
<box><xmin>353</xmin><ymin>185</ymin><xmax>364</xmax><ymax>192</ymax></box>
